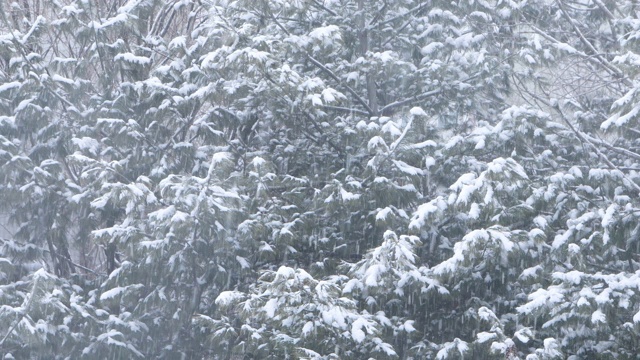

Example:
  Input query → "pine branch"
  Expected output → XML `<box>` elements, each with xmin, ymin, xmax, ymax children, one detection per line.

<box><xmin>0</xmin><ymin>312</ymin><xmax>25</xmax><ymax>347</ymax></box>
<box><xmin>555</xmin><ymin>109</ymin><xmax>640</xmax><ymax>193</ymax></box>
<box><xmin>0</xmin><ymin>7</ymin><xmax>74</xmax><ymax>110</ymax></box>
<box><xmin>371</xmin><ymin>1</ymin><xmax>427</xmax><ymax>29</ymax></box>
<box><xmin>261</xmin><ymin>0</ymin><xmax>375</xmax><ymax>116</ymax></box>
<box><xmin>585</xmin><ymin>261</ymin><xmax>624</xmax><ymax>274</ymax></box>
<box><xmin>305</xmin><ymin>55</ymin><xmax>375</xmax><ymax>116</ymax></box>
<box><xmin>511</xmin><ymin>72</ymin><xmax>640</xmax><ymax>194</ymax></box>
<box><xmin>380</xmin><ymin>89</ymin><xmax>441</xmax><ymax>115</ymax></box>
<box><xmin>582</xmin><ymin>134</ymin><xmax>640</xmax><ymax>163</ymax></box>
<box><xmin>527</xmin><ymin>22</ymin><xmax>631</xmax><ymax>86</ymax></box>
<box><xmin>0</xmin><ymin>273</ymin><xmax>38</xmax><ymax>347</ymax></box>
<box><xmin>321</xmin><ymin>105</ymin><xmax>370</xmax><ymax>116</ymax></box>
<box><xmin>300</xmin><ymin>110</ymin><xmax>347</xmax><ymax>159</ymax></box>
<box><xmin>309</xmin><ymin>0</ymin><xmax>338</xmax><ymax>17</ymax></box>
<box><xmin>46</xmin><ymin>250</ymin><xmax>106</xmax><ymax>277</ymax></box>
<box><xmin>555</xmin><ymin>0</ymin><xmax>622</xmax><ymax>79</ymax></box>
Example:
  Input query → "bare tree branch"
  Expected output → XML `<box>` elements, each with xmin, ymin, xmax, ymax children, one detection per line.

<box><xmin>380</xmin><ymin>89</ymin><xmax>441</xmax><ymax>114</ymax></box>
<box><xmin>321</xmin><ymin>105</ymin><xmax>370</xmax><ymax>116</ymax></box>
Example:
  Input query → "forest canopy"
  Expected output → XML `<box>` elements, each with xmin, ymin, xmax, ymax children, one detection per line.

<box><xmin>1</xmin><ymin>0</ymin><xmax>640</xmax><ymax>359</ymax></box>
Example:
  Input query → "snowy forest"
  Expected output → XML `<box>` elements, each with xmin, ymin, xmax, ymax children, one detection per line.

<box><xmin>1</xmin><ymin>0</ymin><xmax>640</xmax><ymax>358</ymax></box>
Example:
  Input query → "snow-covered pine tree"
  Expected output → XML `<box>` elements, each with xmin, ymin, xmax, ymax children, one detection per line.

<box><xmin>2</xmin><ymin>0</ymin><xmax>640</xmax><ymax>358</ymax></box>
<box><xmin>199</xmin><ymin>0</ymin><xmax>523</xmax><ymax>357</ymax></box>
<box><xmin>401</xmin><ymin>0</ymin><xmax>640</xmax><ymax>356</ymax></box>
<box><xmin>505</xmin><ymin>0</ymin><xmax>640</xmax><ymax>357</ymax></box>
<box><xmin>0</xmin><ymin>0</ymin><xmax>244</xmax><ymax>357</ymax></box>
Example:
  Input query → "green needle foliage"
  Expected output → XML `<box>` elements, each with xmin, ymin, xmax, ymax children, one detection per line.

<box><xmin>1</xmin><ymin>0</ymin><xmax>640</xmax><ymax>359</ymax></box>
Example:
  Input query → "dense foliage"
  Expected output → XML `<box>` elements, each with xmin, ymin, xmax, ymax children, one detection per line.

<box><xmin>1</xmin><ymin>0</ymin><xmax>640</xmax><ymax>359</ymax></box>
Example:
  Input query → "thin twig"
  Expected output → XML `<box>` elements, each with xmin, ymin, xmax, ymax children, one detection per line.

<box><xmin>47</xmin><ymin>251</ymin><xmax>107</xmax><ymax>277</ymax></box>
<box><xmin>321</xmin><ymin>105</ymin><xmax>370</xmax><ymax>116</ymax></box>
<box><xmin>380</xmin><ymin>89</ymin><xmax>440</xmax><ymax>114</ymax></box>
<box><xmin>309</xmin><ymin>0</ymin><xmax>338</xmax><ymax>17</ymax></box>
